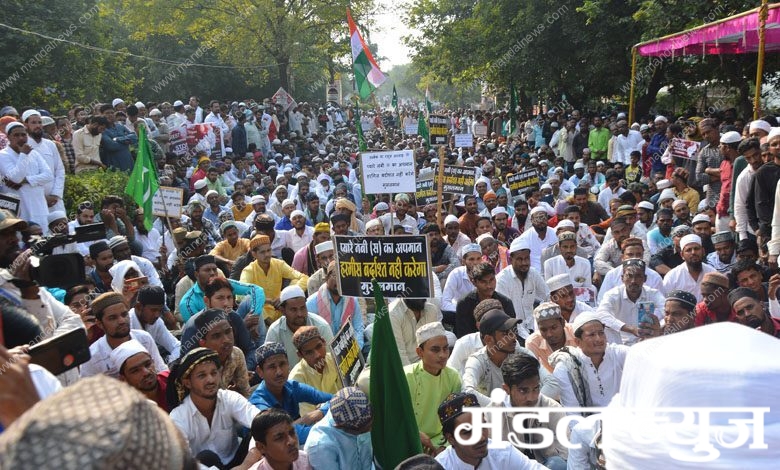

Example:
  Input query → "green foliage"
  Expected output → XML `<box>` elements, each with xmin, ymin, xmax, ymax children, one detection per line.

<box><xmin>63</xmin><ymin>170</ymin><xmax>131</xmax><ymax>216</ymax></box>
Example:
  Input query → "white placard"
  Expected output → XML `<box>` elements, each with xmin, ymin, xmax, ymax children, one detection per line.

<box><xmin>474</xmin><ymin>123</ymin><xmax>488</xmax><ymax>138</ymax></box>
<box><xmin>360</xmin><ymin>150</ymin><xmax>416</xmax><ymax>194</ymax></box>
<box><xmin>152</xmin><ymin>186</ymin><xmax>184</xmax><ymax>217</ymax></box>
<box><xmin>454</xmin><ymin>133</ymin><xmax>474</xmax><ymax>148</ymax></box>
<box><xmin>404</xmin><ymin>124</ymin><xmax>418</xmax><ymax>135</ymax></box>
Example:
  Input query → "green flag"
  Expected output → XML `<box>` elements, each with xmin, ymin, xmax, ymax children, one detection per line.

<box><xmin>391</xmin><ymin>85</ymin><xmax>398</xmax><ymax>110</ymax></box>
<box><xmin>370</xmin><ymin>281</ymin><xmax>423</xmax><ymax>468</ymax></box>
<box><xmin>354</xmin><ymin>105</ymin><xmax>367</xmax><ymax>152</ymax></box>
<box><xmin>509</xmin><ymin>82</ymin><xmax>519</xmax><ymax>135</ymax></box>
<box><xmin>124</xmin><ymin>125</ymin><xmax>159</xmax><ymax>230</ymax></box>
<box><xmin>417</xmin><ymin>111</ymin><xmax>429</xmax><ymax>150</ymax></box>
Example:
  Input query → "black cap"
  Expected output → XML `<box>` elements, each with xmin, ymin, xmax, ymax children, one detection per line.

<box><xmin>137</xmin><ymin>285</ymin><xmax>165</xmax><ymax>306</ymax></box>
<box><xmin>478</xmin><ymin>309</ymin><xmax>520</xmax><ymax>335</ymax></box>
<box><xmin>736</xmin><ymin>238</ymin><xmax>758</xmax><ymax>254</ymax></box>
<box><xmin>194</xmin><ymin>254</ymin><xmax>216</xmax><ymax>270</ymax></box>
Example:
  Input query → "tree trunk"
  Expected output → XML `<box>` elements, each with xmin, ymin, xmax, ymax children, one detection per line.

<box><xmin>277</xmin><ymin>58</ymin><xmax>290</xmax><ymax>91</ymax></box>
<box><xmin>634</xmin><ymin>61</ymin><xmax>667</xmax><ymax>119</ymax></box>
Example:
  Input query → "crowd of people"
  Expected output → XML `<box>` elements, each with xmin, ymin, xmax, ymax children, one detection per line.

<box><xmin>0</xmin><ymin>94</ymin><xmax>779</xmax><ymax>469</ymax></box>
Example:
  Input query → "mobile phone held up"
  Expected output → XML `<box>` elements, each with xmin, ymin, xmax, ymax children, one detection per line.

<box><xmin>29</xmin><ymin>328</ymin><xmax>91</xmax><ymax>376</ymax></box>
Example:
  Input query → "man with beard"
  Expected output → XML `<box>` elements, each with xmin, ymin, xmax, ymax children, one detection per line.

<box><xmin>265</xmin><ymin>285</ymin><xmax>333</xmax><ymax>366</ymax></box>
<box><xmin>0</xmin><ymin>122</ymin><xmax>53</xmax><ymax>228</ymax></box>
<box><xmin>72</xmin><ymin>115</ymin><xmax>108</xmax><ymax>172</ymax></box>
<box><xmin>729</xmin><ymin>287</ymin><xmax>780</xmax><ymax>338</ymax></box>
<box><xmin>633</xmin><ymin>200</ymin><xmax>656</xmax><ymax>239</ymax></box>
<box><xmin>379</xmin><ymin>193</ymin><xmax>418</xmax><ymax>235</ymax></box>
<box><xmin>444</xmin><ymin>214</ymin><xmax>471</xmax><ymax>258</ymax></box>
<box><xmin>436</xmin><ymin>392</ymin><xmax>546</xmax><ymax>469</ymax></box>
<box><xmin>22</xmin><ymin>110</ymin><xmax>66</xmax><ymax>213</ymax></box>
<box><xmin>185</xmin><ymin>201</ymin><xmax>221</xmax><ymax>248</ymax></box>
<box><xmin>80</xmin><ymin>292</ymin><xmax>167</xmax><ymax>378</ymax></box>
<box><xmin>491</xmin><ymin>207</ymin><xmax>520</xmax><ymax>247</ymax></box>
<box><xmin>498</xmin><ymin>353</ymin><xmax>569</xmax><ymax>469</ymax></box>
<box><xmin>306</xmin><ymin>260</ymin><xmax>364</xmax><ymax>350</ymax></box>
<box><xmin>706</xmin><ymin>231</ymin><xmax>737</xmax><ymax>274</ymax></box>
<box><xmin>459</xmin><ymin>195</ymin><xmax>481</xmax><ymax>241</ymax></box>
<box><xmin>292</xmin><ymin>222</ymin><xmax>330</xmax><ymax>276</ymax></box>
<box><xmin>516</xmin><ymin>206</ymin><xmax>558</xmax><ymax>272</ymax></box>
<box><xmin>283</xmin><ymin>210</ymin><xmax>314</xmax><ymax>255</ymax></box>
<box><xmin>593</xmin><ymin>217</ymin><xmax>649</xmax><ymax>284</ymax></box>
<box><xmin>662</xmin><ymin>234</ymin><xmax>716</xmax><ymax>301</ymax></box>
<box><xmin>170</xmin><ymin>348</ymin><xmax>260</xmax><ymax>468</ymax></box>
<box><xmin>204</xmin><ymin>190</ymin><xmax>227</xmax><ymax>225</ymax></box>
<box><xmin>110</xmin><ymin>339</ymin><xmax>171</xmax><ymax>411</ymax></box>
<box><xmin>525</xmin><ymin>301</ymin><xmax>578</xmax><ymax>375</ymax></box>
<box><xmin>511</xmin><ymin>198</ymin><xmax>531</xmax><ymax>234</ymax></box>
<box><xmin>695</xmin><ymin>118</ymin><xmax>723</xmax><ymax>208</ymax></box>
<box><xmin>691</xmin><ymin>213</ymin><xmax>715</xmax><ymax>254</ymax></box>
<box><xmin>563</xmin><ymin>205</ymin><xmax>601</xmax><ymax>259</ymax></box>
<box><xmin>195</xmin><ymin>308</ymin><xmax>250</xmax><ymax>398</ymax></box>
<box><xmin>543</xmin><ymin>232</ymin><xmax>591</xmax><ymax>288</ymax></box>
<box><xmin>495</xmin><ymin>238</ymin><xmax>548</xmax><ymax>340</ymax></box>
<box><xmin>733</xmin><ymin>138</ymin><xmax>761</xmax><ymax>241</ymax></box>
<box><xmin>694</xmin><ymin>272</ymin><xmax>735</xmax><ymax>326</ymax></box>
<box><xmin>596</xmin><ymin>260</ymin><xmax>664</xmax><ymax>344</ymax></box>
<box><xmin>597</xmin><ymin>237</ymin><xmax>662</xmax><ymax>302</ymax></box>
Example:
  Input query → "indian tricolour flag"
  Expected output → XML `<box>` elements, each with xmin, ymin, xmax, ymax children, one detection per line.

<box><xmin>348</xmin><ymin>9</ymin><xmax>387</xmax><ymax>100</ymax></box>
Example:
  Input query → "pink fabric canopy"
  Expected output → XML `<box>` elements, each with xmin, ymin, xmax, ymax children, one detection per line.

<box><xmin>637</xmin><ymin>3</ymin><xmax>780</xmax><ymax>56</ymax></box>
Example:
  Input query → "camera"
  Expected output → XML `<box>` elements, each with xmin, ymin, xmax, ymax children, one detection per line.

<box><xmin>28</xmin><ymin>223</ymin><xmax>107</xmax><ymax>289</ymax></box>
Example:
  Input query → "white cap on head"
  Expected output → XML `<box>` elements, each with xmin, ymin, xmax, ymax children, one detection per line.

<box><xmin>173</xmin><ymin>100</ymin><xmax>184</xmax><ymax>107</ymax></box>
<box><xmin>691</xmin><ymin>214</ymin><xmax>711</xmax><ymax>225</ymax></box>
<box><xmin>546</xmin><ymin>273</ymin><xmax>573</xmax><ymax>293</ymax></box>
<box><xmin>205</xmin><ymin>190</ymin><xmax>218</xmax><ymax>198</ymax></box>
<box><xmin>134</xmin><ymin>101</ymin><xmax>145</xmax><ymax>108</ymax></box>
<box><xmin>573</xmin><ymin>161</ymin><xmax>585</xmax><ymax>170</ymax></box>
<box><xmin>659</xmin><ymin>188</ymin><xmax>676</xmax><ymax>202</ymax></box>
<box><xmin>768</xmin><ymin>127</ymin><xmax>780</xmax><ymax>141</ymax></box>
<box><xmin>490</xmin><ymin>207</ymin><xmax>508</xmax><ymax>218</ymax></box>
<box><xmin>282</xmin><ymin>199</ymin><xmax>295</xmax><ymax>208</ymax></box>
<box><xmin>280</xmin><ymin>285</ymin><xmax>305</xmax><ymax>304</ymax></box>
<box><xmin>47</xmin><ymin>211</ymin><xmax>67</xmax><ymax>224</ymax></box>
<box><xmin>720</xmin><ymin>131</ymin><xmax>742</xmax><ymax>144</ymax></box>
<box><xmin>529</xmin><ymin>206</ymin><xmax>548</xmax><ymax>217</ymax></box>
<box><xmin>315</xmin><ymin>241</ymin><xmax>333</xmax><ymax>255</ymax></box>
<box><xmin>656</xmin><ymin>179</ymin><xmax>671</xmax><ymax>190</ymax></box>
<box><xmin>672</xmin><ymin>199</ymin><xmax>688</xmax><ymax>209</ymax></box>
<box><xmin>679</xmin><ymin>234</ymin><xmax>702</xmax><ymax>251</ymax></box>
<box><xmin>5</xmin><ymin>122</ymin><xmax>23</xmax><ymax>134</ymax></box>
<box><xmin>461</xmin><ymin>243</ymin><xmax>482</xmax><ymax>257</ymax></box>
<box><xmin>476</xmin><ymin>233</ymin><xmax>495</xmax><ymax>244</ymax></box>
<box><xmin>250</xmin><ymin>195</ymin><xmax>266</xmax><ymax>204</ymax></box>
<box><xmin>750</xmin><ymin>120</ymin><xmax>771</xmax><ymax>134</ymax></box>
<box><xmin>415</xmin><ymin>321</ymin><xmax>447</xmax><ymax>347</ymax></box>
<box><xmin>617</xmin><ymin>112</ymin><xmax>626</xmax><ymax>119</ymax></box>
<box><xmin>555</xmin><ymin>219</ymin><xmax>575</xmax><ymax>230</ymax></box>
<box><xmin>509</xmin><ymin>237</ymin><xmax>531</xmax><ymax>254</ymax></box>
<box><xmin>109</xmin><ymin>339</ymin><xmax>149</xmax><ymax>373</ymax></box>
<box><xmin>193</xmin><ymin>179</ymin><xmax>208</xmax><ymax>190</ymax></box>
<box><xmin>639</xmin><ymin>124</ymin><xmax>650</xmax><ymax>132</ymax></box>
<box><xmin>637</xmin><ymin>201</ymin><xmax>655</xmax><ymax>211</ymax></box>
<box><xmin>21</xmin><ymin>109</ymin><xmax>41</xmax><ymax>122</ymax></box>
<box><xmin>112</xmin><ymin>98</ymin><xmax>125</xmax><ymax>107</ymax></box>
<box><xmin>444</xmin><ymin>214</ymin><xmax>458</xmax><ymax>226</ymax></box>
<box><xmin>540</xmin><ymin>183</ymin><xmax>553</xmax><ymax>191</ymax></box>
<box><xmin>654</xmin><ymin>115</ymin><xmax>668</xmax><ymax>123</ymax></box>
<box><xmin>290</xmin><ymin>209</ymin><xmax>305</xmax><ymax>219</ymax></box>
<box><xmin>571</xmin><ymin>311</ymin><xmax>604</xmax><ymax>335</ymax></box>
<box><xmin>533</xmin><ymin>301</ymin><xmax>563</xmax><ymax>322</ymax></box>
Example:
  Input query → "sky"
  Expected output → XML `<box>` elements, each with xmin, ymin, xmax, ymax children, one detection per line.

<box><xmin>371</xmin><ymin>0</ymin><xmax>416</xmax><ymax>69</ymax></box>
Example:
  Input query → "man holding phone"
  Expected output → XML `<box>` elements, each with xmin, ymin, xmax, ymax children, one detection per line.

<box><xmin>80</xmin><ymin>292</ymin><xmax>167</xmax><ymax>378</ymax></box>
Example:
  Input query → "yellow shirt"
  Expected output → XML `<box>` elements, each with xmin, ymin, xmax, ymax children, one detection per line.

<box><xmin>240</xmin><ymin>258</ymin><xmax>309</xmax><ymax>321</ymax></box>
<box><xmin>289</xmin><ymin>352</ymin><xmax>342</xmax><ymax>414</ymax></box>
<box><xmin>211</xmin><ymin>238</ymin><xmax>250</xmax><ymax>262</ymax></box>
<box><xmin>232</xmin><ymin>204</ymin><xmax>253</xmax><ymax>222</ymax></box>
<box><xmin>675</xmin><ymin>187</ymin><xmax>700</xmax><ymax>214</ymax></box>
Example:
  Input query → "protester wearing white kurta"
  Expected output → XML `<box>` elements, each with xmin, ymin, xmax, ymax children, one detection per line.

<box><xmin>28</xmin><ymin>137</ymin><xmax>65</xmax><ymax>213</ymax></box>
<box><xmin>0</xmin><ymin>146</ymin><xmax>53</xmax><ymax>228</ymax></box>
<box><xmin>597</xmin><ymin>264</ymin><xmax>663</xmax><ymax>303</ymax></box>
<box><xmin>596</xmin><ymin>285</ymin><xmax>665</xmax><ymax>344</ymax></box>
<box><xmin>661</xmin><ymin>262</ymin><xmax>717</xmax><ymax>302</ymax></box>
<box><xmin>436</xmin><ymin>440</ymin><xmax>548</xmax><ymax>469</ymax></box>
<box><xmin>129</xmin><ymin>309</ymin><xmax>181</xmax><ymax>362</ymax></box>
<box><xmin>734</xmin><ymin>164</ymin><xmax>757</xmax><ymax>240</ymax></box>
<box><xmin>553</xmin><ymin>343</ymin><xmax>629</xmax><ymax>410</ymax></box>
<box><xmin>543</xmin><ymin>255</ymin><xmax>592</xmax><ymax>287</ymax></box>
<box><xmin>441</xmin><ymin>266</ymin><xmax>474</xmax><ymax>313</ymax></box>
<box><xmin>495</xmin><ymin>265</ymin><xmax>549</xmax><ymax>339</ymax></box>
<box><xmin>516</xmin><ymin>227</ymin><xmax>558</xmax><ymax>272</ymax></box>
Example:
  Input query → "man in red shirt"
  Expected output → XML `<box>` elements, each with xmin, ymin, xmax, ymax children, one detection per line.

<box><xmin>111</xmin><ymin>339</ymin><xmax>171</xmax><ymax>411</ymax></box>
<box><xmin>694</xmin><ymin>272</ymin><xmax>735</xmax><ymax>326</ymax></box>
<box><xmin>715</xmin><ymin>131</ymin><xmax>741</xmax><ymax>231</ymax></box>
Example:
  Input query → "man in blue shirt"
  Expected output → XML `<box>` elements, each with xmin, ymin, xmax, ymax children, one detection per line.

<box><xmin>249</xmin><ymin>342</ymin><xmax>333</xmax><ymax>445</ymax></box>
<box><xmin>303</xmin><ymin>387</ymin><xmax>374</xmax><ymax>469</ymax></box>
<box><xmin>98</xmin><ymin>103</ymin><xmax>136</xmax><ymax>171</ymax></box>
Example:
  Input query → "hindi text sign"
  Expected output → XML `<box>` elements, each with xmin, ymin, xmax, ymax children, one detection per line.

<box><xmin>334</xmin><ymin>235</ymin><xmax>432</xmax><ymax>298</ymax></box>
<box><xmin>507</xmin><ymin>169</ymin><xmax>541</xmax><ymax>197</ymax></box>
<box><xmin>360</xmin><ymin>150</ymin><xmax>416</xmax><ymax>195</ymax></box>
<box><xmin>428</xmin><ymin>114</ymin><xmax>449</xmax><ymax>145</ymax></box>
<box><xmin>152</xmin><ymin>186</ymin><xmax>184</xmax><ymax>217</ymax></box>
<box><xmin>439</xmin><ymin>165</ymin><xmax>477</xmax><ymax>195</ymax></box>
<box><xmin>330</xmin><ymin>321</ymin><xmax>365</xmax><ymax>388</ymax></box>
